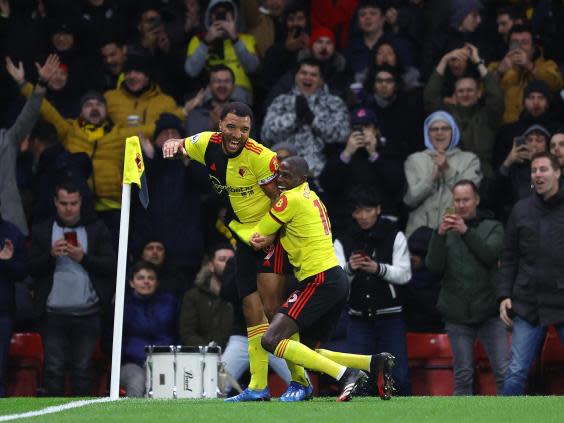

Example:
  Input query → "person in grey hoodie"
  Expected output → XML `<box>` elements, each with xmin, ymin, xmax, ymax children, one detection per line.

<box><xmin>1</xmin><ymin>54</ymin><xmax>60</xmax><ymax>235</ymax></box>
<box><xmin>403</xmin><ymin>110</ymin><xmax>482</xmax><ymax>236</ymax></box>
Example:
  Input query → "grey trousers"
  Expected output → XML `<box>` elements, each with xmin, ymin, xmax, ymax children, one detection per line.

<box><xmin>445</xmin><ymin>317</ymin><xmax>510</xmax><ymax>395</ymax></box>
<box><xmin>120</xmin><ymin>363</ymin><xmax>146</xmax><ymax>397</ymax></box>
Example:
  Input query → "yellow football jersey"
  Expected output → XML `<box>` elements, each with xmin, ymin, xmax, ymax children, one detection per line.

<box><xmin>183</xmin><ymin>132</ymin><xmax>279</xmax><ymax>233</ymax></box>
<box><xmin>255</xmin><ymin>182</ymin><xmax>339</xmax><ymax>281</ymax></box>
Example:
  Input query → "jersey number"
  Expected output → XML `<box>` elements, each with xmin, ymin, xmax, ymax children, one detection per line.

<box><xmin>313</xmin><ymin>199</ymin><xmax>331</xmax><ymax>235</ymax></box>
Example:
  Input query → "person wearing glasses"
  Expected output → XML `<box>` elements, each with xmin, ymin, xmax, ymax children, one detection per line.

<box><xmin>403</xmin><ymin>110</ymin><xmax>482</xmax><ymax>236</ymax></box>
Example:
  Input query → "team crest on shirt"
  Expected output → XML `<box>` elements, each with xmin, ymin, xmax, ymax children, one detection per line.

<box><xmin>303</xmin><ymin>186</ymin><xmax>311</xmax><ymax>199</ymax></box>
<box><xmin>190</xmin><ymin>134</ymin><xmax>200</xmax><ymax>144</ymax></box>
<box><xmin>273</xmin><ymin>195</ymin><xmax>288</xmax><ymax>212</ymax></box>
<box><xmin>269</xmin><ymin>156</ymin><xmax>280</xmax><ymax>173</ymax></box>
<box><xmin>287</xmin><ymin>292</ymin><xmax>298</xmax><ymax>303</ymax></box>
<box><xmin>239</xmin><ymin>167</ymin><xmax>246</xmax><ymax>177</ymax></box>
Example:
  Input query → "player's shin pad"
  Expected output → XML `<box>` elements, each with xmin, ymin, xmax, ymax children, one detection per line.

<box><xmin>286</xmin><ymin>333</ymin><xmax>309</xmax><ymax>386</ymax></box>
<box><xmin>247</xmin><ymin>324</ymin><xmax>269</xmax><ymax>390</ymax></box>
<box><xmin>274</xmin><ymin>339</ymin><xmax>344</xmax><ymax>380</ymax></box>
<box><xmin>315</xmin><ymin>349</ymin><xmax>371</xmax><ymax>372</ymax></box>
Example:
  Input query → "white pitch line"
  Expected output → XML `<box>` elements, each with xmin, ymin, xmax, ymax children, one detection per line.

<box><xmin>0</xmin><ymin>397</ymin><xmax>120</xmax><ymax>421</ymax></box>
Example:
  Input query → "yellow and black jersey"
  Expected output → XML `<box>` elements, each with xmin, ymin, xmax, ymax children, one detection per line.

<box><xmin>255</xmin><ymin>182</ymin><xmax>339</xmax><ymax>281</ymax></box>
<box><xmin>183</xmin><ymin>132</ymin><xmax>279</xmax><ymax>232</ymax></box>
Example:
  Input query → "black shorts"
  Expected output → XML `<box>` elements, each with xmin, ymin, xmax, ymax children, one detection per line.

<box><xmin>279</xmin><ymin>266</ymin><xmax>349</xmax><ymax>343</ymax></box>
<box><xmin>235</xmin><ymin>236</ymin><xmax>290</xmax><ymax>298</ymax></box>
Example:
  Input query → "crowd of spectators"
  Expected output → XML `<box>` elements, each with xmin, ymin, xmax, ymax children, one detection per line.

<box><xmin>2</xmin><ymin>0</ymin><xmax>564</xmax><ymax>398</ymax></box>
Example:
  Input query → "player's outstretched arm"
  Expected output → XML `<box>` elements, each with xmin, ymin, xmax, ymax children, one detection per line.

<box><xmin>162</xmin><ymin>138</ymin><xmax>188</xmax><ymax>159</ymax></box>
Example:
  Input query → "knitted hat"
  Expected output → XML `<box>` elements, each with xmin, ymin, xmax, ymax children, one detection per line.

<box><xmin>524</xmin><ymin>80</ymin><xmax>551</xmax><ymax>100</ymax></box>
<box><xmin>407</xmin><ymin>226</ymin><xmax>433</xmax><ymax>256</ymax></box>
<box><xmin>523</xmin><ymin>124</ymin><xmax>551</xmax><ymax>140</ymax></box>
<box><xmin>79</xmin><ymin>90</ymin><xmax>106</xmax><ymax>108</ymax></box>
<box><xmin>449</xmin><ymin>0</ymin><xmax>482</xmax><ymax>29</ymax></box>
<box><xmin>309</xmin><ymin>27</ymin><xmax>335</xmax><ymax>48</ymax></box>
<box><xmin>154</xmin><ymin>113</ymin><xmax>186</xmax><ymax>139</ymax></box>
<box><xmin>123</xmin><ymin>53</ymin><xmax>154</xmax><ymax>77</ymax></box>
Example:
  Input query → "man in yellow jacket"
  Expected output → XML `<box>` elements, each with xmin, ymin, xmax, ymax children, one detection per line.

<box><xmin>104</xmin><ymin>53</ymin><xmax>185</xmax><ymax>128</ymax></box>
<box><xmin>19</xmin><ymin>81</ymin><xmax>153</xmax><ymax>244</ymax></box>
<box><xmin>488</xmin><ymin>24</ymin><xmax>563</xmax><ymax>124</ymax></box>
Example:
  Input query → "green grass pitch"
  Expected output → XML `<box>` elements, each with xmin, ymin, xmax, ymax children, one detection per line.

<box><xmin>2</xmin><ymin>397</ymin><xmax>564</xmax><ymax>423</ymax></box>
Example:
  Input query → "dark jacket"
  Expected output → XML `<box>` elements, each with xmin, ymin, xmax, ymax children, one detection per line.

<box><xmin>0</xmin><ymin>218</ymin><xmax>28</xmax><ymax>313</ymax></box>
<box><xmin>122</xmin><ymin>289</ymin><xmax>178</xmax><ymax>366</ymax></box>
<box><xmin>29</xmin><ymin>216</ymin><xmax>116</xmax><ymax>315</ymax></box>
<box><xmin>497</xmin><ymin>188</ymin><xmax>564</xmax><ymax>325</ymax></box>
<box><xmin>179</xmin><ymin>267</ymin><xmax>234</xmax><ymax>349</ymax></box>
<box><xmin>426</xmin><ymin>211</ymin><xmax>504</xmax><ymax>325</ymax></box>
<box><xmin>338</xmin><ymin>218</ymin><xmax>406</xmax><ymax>318</ymax></box>
<box><xmin>319</xmin><ymin>149</ymin><xmax>405</xmax><ymax>238</ymax></box>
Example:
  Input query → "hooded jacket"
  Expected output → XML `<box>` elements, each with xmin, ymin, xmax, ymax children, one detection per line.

<box><xmin>403</xmin><ymin>111</ymin><xmax>482</xmax><ymax>236</ymax></box>
<box><xmin>426</xmin><ymin>210</ymin><xmax>504</xmax><ymax>325</ymax></box>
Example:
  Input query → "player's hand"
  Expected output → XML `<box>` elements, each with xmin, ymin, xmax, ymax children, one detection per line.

<box><xmin>250</xmin><ymin>233</ymin><xmax>275</xmax><ymax>250</ymax></box>
<box><xmin>0</xmin><ymin>239</ymin><xmax>14</xmax><ymax>260</ymax></box>
<box><xmin>162</xmin><ymin>138</ymin><xmax>187</xmax><ymax>159</ymax></box>
<box><xmin>499</xmin><ymin>298</ymin><xmax>513</xmax><ymax>326</ymax></box>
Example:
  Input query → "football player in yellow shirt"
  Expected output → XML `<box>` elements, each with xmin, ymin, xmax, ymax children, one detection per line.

<box><xmin>162</xmin><ymin>102</ymin><xmax>308</xmax><ymax>401</ymax></box>
<box><xmin>249</xmin><ymin>157</ymin><xmax>396</xmax><ymax>401</ymax></box>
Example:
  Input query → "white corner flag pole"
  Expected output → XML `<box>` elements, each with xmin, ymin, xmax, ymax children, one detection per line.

<box><xmin>109</xmin><ymin>183</ymin><xmax>132</xmax><ymax>399</ymax></box>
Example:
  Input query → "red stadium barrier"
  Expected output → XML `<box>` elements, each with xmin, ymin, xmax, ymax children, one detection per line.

<box><xmin>407</xmin><ymin>332</ymin><xmax>454</xmax><ymax>396</ymax></box>
<box><xmin>7</xmin><ymin>332</ymin><xmax>44</xmax><ymax>396</ymax></box>
<box><xmin>539</xmin><ymin>325</ymin><xmax>564</xmax><ymax>395</ymax></box>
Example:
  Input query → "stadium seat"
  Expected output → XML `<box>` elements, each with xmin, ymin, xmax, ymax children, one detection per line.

<box><xmin>539</xmin><ymin>326</ymin><xmax>564</xmax><ymax>395</ymax></box>
<box><xmin>406</xmin><ymin>332</ymin><xmax>454</xmax><ymax>396</ymax></box>
<box><xmin>7</xmin><ymin>332</ymin><xmax>44</xmax><ymax>396</ymax></box>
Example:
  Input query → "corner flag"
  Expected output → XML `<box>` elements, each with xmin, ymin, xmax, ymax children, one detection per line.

<box><xmin>123</xmin><ymin>136</ymin><xmax>149</xmax><ymax>209</ymax></box>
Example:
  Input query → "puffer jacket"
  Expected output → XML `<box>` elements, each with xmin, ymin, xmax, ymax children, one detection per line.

<box><xmin>21</xmin><ymin>83</ymin><xmax>153</xmax><ymax>208</ymax></box>
<box><xmin>261</xmin><ymin>86</ymin><xmax>350</xmax><ymax>177</ymax></box>
<box><xmin>104</xmin><ymin>83</ymin><xmax>183</xmax><ymax>128</ymax></box>
<box><xmin>426</xmin><ymin>211</ymin><xmax>504</xmax><ymax>325</ymax></box>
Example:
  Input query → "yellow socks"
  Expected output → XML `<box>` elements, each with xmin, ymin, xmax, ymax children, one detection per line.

<box><xmin>247</xmin><ymin>324</ymin><xmax>269</xmax><ymax>390</ymax></box>
<box><xmin>274</xmin><ymin>339</ymin><xmax>345</xmax><ymax>380</ymax></box>
<box><xmin>315</xmin><ymin>349</ymin><xmax>371</xmax><ymax>372</ymax></box>
<box><xmin>286</xmin><ymin>333</ymin><xmax>309</xmax><ymax>386</ymax></box>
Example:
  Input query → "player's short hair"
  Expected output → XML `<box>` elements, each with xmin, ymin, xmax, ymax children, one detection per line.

<box><xmin>220</xmin><ymin>101</ymin><xmax>254</xmax><ymax>125</ymax></box>
<box><xmin>531</xmin><ymin>152</ymin><xmax>560</xmax><ymax>171</ymax></box>
<box><xmin>282</xmin><ymin>156</ymin><xmax>309</xmax><ymax>179</ymax></box>
<box><xmin>453</xmin><ymin>179</ymin><xmax>479</xmax><ymax>195</ymax></box>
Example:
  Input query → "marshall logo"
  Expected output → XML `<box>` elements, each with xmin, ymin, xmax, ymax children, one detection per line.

<box><xmin>184</xmin><ymin>370</ymin><xmax>194</xmax><ymax>391</ymax></box>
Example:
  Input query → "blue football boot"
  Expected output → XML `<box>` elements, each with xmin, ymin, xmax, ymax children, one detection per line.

<box><xmin>279</xmin><ymin>381</ymin><xmax>314</xmax><ymax>402</ymax></box>
<box><xmin>224</xmin><ymin>387</ymin><xmax>271</xmax><ymax>402</ymax></box>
